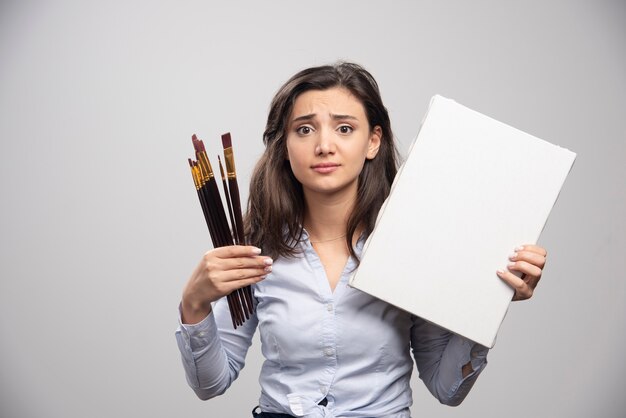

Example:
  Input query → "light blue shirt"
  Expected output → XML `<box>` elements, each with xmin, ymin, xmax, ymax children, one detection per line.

<box><xmin>176</xmin><ymin>233</ymin><xmax>488</xmax><ymax>418</ymax></box>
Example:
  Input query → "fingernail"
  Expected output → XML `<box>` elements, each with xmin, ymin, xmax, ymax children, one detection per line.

<box><xmin>507</xmin><ymin>262</ymin><xmax>515</xmax><ymax>268</ymax></box>
<box><xmin>264</xmin><ymin>266</ymin><xmax>272</xmax><ymax>273</ymax></box>
<box><xmin>515</xmin><ymin>246</ymin><xmax>524</xmax><ymax>251</ymax></box>
<box><xmin>251</xmin><ymin>247</ymin><xmax>262</xmax><ymax>254</ymax></box>
<box><xmin>260</xmin><ymin>275</ymin><xmax>267</xmax><ymax>280</ymax></box>
<box><xmin>496</xmin><ymin>269</ymin><xmax>505</xmax><ymax>275</ymax></box>
<box><xmin>263</xmin><ymin>258</ymin><xmax>273</xmax><ymax>266</ymax></box>
<box><xmin>509</xmin><ymin>252</ymin><xmax>517</xmax><ymax>260</ymax></box>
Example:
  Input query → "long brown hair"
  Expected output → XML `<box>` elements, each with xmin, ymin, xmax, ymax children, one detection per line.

<box><xmin>245</xmin><ymin>62</ymin><xmax>399</xmax><ymax>262</ymax></box>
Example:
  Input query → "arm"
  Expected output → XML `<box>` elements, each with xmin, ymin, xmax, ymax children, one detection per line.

<box><xmin>175</xmin><ymin>245</ymin><xmax>271</xmax><ymax>399</ymax></box>
<box><xmin>411</xmin><ymin>244</ymin><xmax>547</xmax><ymax>406</ymax></box>
<box><xmin>410</xmin><ymin>317</ymin><xmax>489</xmax><ymax>406</ymax></box>
<box><xmin>175</xmin><ymin>297</ymin><xmax>258</xmax><ymax>400</ymax></box>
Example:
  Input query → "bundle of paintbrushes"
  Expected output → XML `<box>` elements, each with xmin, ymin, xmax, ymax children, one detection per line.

<box><xmin>188</xmin><ymin>132</ymin><xmax>254</xmax><ymax>328</ymax></box>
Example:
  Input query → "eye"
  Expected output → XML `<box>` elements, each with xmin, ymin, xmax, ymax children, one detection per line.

<box><xmin>296</xmin><ymin>125</ymin><xmax>313</xmax><ymax>135</ymax></box>
<box><xmin>338</xmin><ymin>125</ymin><xmax>353</xmax><ymax>134</ymax></box>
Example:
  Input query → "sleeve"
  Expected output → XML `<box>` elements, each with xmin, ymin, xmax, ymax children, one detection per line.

<box><xmin>175</xmin><ymin>296</ymin><xmax>258</xmax><ymax>400</ymax></box>
<box><xmin>410</xmin><ymin>315</ymin><xmax>489</xmax><ymax>406</ymax></box>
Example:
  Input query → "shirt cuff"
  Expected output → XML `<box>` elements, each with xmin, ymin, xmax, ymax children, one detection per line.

<box><xmin>439</xmin><ymin>334</ymin><xmax>489</xmax><ymax>405</ymax></box>
<box><xmin>469</xmin><ymin>342</ymin><xmax>489</xmax><ymax>372</ymax></box>
<box><xmin>448</xmin><ymin>334</ymin><xmax>489</xmax><ymax>379</ymax></box>
<box><xmin>177</xmin><ymin>303</ymin><xmax>218</xmax><ymax>352</ymax></box>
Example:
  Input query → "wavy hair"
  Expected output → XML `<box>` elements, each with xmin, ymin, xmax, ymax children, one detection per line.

<box><xmin>244</xmin><ymin>62</ymin><xmax>399</xmax><ymax>262</ymax></box>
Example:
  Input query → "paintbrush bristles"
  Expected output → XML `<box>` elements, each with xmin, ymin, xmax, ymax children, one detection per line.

<box><xmin>221</xmin><ymin>132</ymin><xmax>232</xmax><ymax>149</ymax></box>
<box><xmin>217</xmin><ymin>155</ymin><xmax>226</xmax><ymax>180</ymax></box>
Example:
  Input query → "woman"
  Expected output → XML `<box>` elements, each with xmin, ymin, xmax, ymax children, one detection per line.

<box><xmin>176</xmin><ymin>62</ymin><xmax>546</xmax><ymax>418</ymax></box>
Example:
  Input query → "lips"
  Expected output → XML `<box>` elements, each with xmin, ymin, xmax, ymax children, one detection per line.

<box><xmin>311</xmin><ymin>162</ymin><xmax>340</xmax><ymax>174</ymax></box>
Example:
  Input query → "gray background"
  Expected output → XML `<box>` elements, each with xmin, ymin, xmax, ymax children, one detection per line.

<box><xmin>1</xmin><ymin>0</ymin><xmax>624</xmax><ymax>417</ymax></box>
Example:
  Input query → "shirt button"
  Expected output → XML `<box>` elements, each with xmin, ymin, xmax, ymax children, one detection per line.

<box><xmin>323</xmin><ymin>347</ymin><xmax>334</xmax><ymax>357</ymax></box>
<box><xmin>326</xmin><ymin>304</ymin><xmax>333</xmax><ymax>312</ymax></box>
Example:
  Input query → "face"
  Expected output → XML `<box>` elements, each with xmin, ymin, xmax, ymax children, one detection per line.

<box><xmin>285</xmin><ymin>87</ymin><xmax>382</xmax><ymax>201</ymax></box>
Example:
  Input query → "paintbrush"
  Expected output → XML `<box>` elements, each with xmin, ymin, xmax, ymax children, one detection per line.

<box><xmin>221</xmin><ymin>133</ymin><xmax>254</xmax><ymax>316</ymax></box>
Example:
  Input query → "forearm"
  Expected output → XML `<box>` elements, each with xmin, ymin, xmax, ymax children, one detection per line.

<box><xmin>181</xmin><ymin>295</ymin><xmax>213</xmax><ymax>326</ymax></box>
<box><xmin>430</xmin><ymin>334</ymin><xmax>489</xmax><ymax>406</ymax></box>
<box><xmin>175</xmin><ymin>298</ymin><xmax>257</xmax><ymax>400</ymax></box>
<box><xmin>412</xmin><ymin>318</ymin><xmax>489</xmax><ymax>406</ymax></box>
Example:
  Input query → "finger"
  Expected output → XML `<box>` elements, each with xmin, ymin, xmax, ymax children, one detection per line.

<box><xmin>496</xmin><ymin>269</ymin><xmax>533</xmax><ymax>300</ymax></box>
<box><xmin>224</xmin><ymin>273</ymin><xmax>268</xmax><ymax>292</ymax></box>
<box><xmin>221</xmin><ymin>255</ymin><xmax>273</xmax><ymax>272</ymax></box>
<box><xmin>214</xmin><ymin>272</ymin><xmax>268</xmax><ymax>297</ymax></box>
<box><xmin>509</xmin><ymin>249</ymin><xmax>546</xmax><ymax>269</ymax></box>
<box><xmin>515</xmin><ymin>244</ymin><xmax>547</xmax><ymax>258</ymax></box>
<box><xmin>217</xmin><ymin>266</ymin><xmax>272</xmax><ymax>284</ymax></box>
<box><xmin>201</xmin><ymin>253</ymin><xmax>271</xmax><ymax>277</ymax></box>
<box><xmin>210</xmin><ymin>245</ymin><xmax>263</xmax><ymax>258</ymax></box>
<box><xmin>506</xmin><ymin>259</ymin><xmax>542</xmax><ymax>279</ymax></box>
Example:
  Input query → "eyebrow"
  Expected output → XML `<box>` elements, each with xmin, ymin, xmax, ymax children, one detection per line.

<box><xmin>290</xmin><ymin>113</ymin><xmax>359</xmax><ymax>123</ymax></box>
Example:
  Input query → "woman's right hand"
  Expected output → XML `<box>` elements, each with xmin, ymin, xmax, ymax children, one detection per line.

<box><xmin>181</xmin><ymin>245</ymin><xmax>272</xmax><ymax>324</ymax></box>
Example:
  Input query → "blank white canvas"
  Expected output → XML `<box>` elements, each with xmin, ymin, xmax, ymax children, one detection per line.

<box><xmin>349</xmin><ymin>95</ymin><xmax>576</xmax><ymax>348</ymax></box>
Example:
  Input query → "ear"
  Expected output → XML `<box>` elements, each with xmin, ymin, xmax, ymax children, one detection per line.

<box><xmin>366</xmin><ymin>126</ymin><xmax>382</xmax><ymax>159</ymax></box>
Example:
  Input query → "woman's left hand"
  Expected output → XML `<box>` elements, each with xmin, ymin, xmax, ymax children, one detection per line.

<box><xmin>497</xmin><ymin>244</ymin><xmax>547</xmax><ymax>301</ymax></box>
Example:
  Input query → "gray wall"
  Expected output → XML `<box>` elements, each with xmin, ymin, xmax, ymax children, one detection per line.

<box><xmin>1</xmin><ymin>1</ymin><xmax>624</xmax><ymax>417</ymax></box>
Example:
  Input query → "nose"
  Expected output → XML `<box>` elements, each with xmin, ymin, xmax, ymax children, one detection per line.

<box><xmin>315</xmin><ymin>128</ymin><xmax>335</xmax><ymax>156</ymax></box>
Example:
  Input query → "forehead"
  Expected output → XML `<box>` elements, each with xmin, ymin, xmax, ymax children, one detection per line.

<box><xmin>290</xmin><ymin>87</ymin><xmax>367</xmax><ymax>118</ymax></box>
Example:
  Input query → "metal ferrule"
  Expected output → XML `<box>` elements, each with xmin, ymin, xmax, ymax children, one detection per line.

<box><xmin>190</xmin><ymin>164</ymin><xmax>202</xmax><ymax>190</ymax></box>
<box><xmin>197</xmin><ymin>152</ymin><xmax>215</xmax><ymax>182</ymax></box>
<box><xmin>223</xmin><ymin>147</ymin><xmax>236</xmax><ymax>179</ymax></box>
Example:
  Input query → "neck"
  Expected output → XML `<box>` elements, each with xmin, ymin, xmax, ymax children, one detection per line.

<box><xmin>303</xmin><ymin>190</ymin><xmax>354</xmax><ymax>242</ymax></box>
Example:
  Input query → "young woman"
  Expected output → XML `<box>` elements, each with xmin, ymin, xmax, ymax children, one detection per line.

<box><xmin>176</xmin><ymin>62</ymin><xmax>547</xmax><ymax>418</ymax></box>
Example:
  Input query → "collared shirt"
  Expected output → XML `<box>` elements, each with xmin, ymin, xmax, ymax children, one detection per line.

<box><xmin>176</xmin><ymin>233</ymin><xmax>488</xmax><ymax>418</ymax></box>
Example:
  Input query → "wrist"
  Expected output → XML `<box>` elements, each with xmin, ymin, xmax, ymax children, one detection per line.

<box><xmin>461</xmin><ymin>361</ymin><xmax>474</xmax><ymax>378</ymax></box>
<box><xmin>181</xmin><ymin>294</ymin><xmax>212</xmax><ymax>324</ymax></box>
